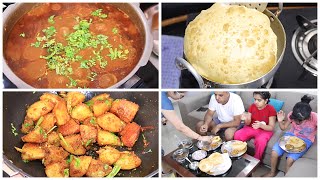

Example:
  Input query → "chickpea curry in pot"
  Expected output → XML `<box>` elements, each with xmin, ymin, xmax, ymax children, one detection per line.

<box><xmin>4</xmin><ymin>3</ymin><xmax>143</xmax><ymax>88</ymax></box>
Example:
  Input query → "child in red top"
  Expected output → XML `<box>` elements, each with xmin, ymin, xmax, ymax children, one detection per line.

<box><xmin>264</xmin><ymin>95</ymin><xmax>317</xmax><ymax>177</ymax></box>
<box><xmin>234</xmin><ymin>92</ymin><xmax>276</xmax><ymax>160</ymax></box>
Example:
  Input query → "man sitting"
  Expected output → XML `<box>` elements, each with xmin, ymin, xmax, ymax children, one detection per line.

<box><xmin>196</xmin><ymin>91</ymin><xmax>245</xmax><ymax>140</ymax></box>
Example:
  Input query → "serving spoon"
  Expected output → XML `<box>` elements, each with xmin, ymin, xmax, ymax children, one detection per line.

<box><xmin>185</xmin><ymin>157</ymin><xmax>199</xmax><ymax>170</ymax></box>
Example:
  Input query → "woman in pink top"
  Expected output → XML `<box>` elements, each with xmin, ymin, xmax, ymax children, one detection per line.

<box><xmin>264</xmin><ymin>95</ymin><xmax>317</xmax><ymax>177</ymax></box>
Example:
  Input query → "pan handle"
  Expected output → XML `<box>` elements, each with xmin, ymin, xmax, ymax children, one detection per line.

<box><xmin>2</xmin><ymin>162</ymin><xmax>25</xmax><ymax>177</ymax></box>
<box><xmin>175</xmin><ymin>57</ymin><xmax>206</xmax><ymax>88</ymax></box>
<box><xmin>274</xmin><ymin>3</ymin><xmax>283</xmax><ymax>18</ymax></box>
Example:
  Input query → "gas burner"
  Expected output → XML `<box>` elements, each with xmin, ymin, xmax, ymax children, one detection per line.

<box><xmin>291</xmin><ymin>17</ymin><xmax>317</xmax><ymax>75</ymax></box>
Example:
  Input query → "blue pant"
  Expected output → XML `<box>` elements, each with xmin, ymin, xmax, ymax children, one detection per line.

<box><xmin>272</xmin><ymin>132</ymin><xmax>313</xmax><ymax>161</ymax></box>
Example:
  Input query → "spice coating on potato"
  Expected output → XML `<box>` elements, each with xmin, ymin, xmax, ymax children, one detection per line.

<box><xmin>58</xmin><ymin>118</ymin><xmax>80</xmax><ymax>136</ymax></box>
<box><xmin>97</xmin><ymin>146</ymin><xmax>121</xmax><ymax>165</ymax></box>
<box><xmin>97</xmin><ymin>112</ymin><xmax>126</xmax><ymax>132</ymax></box>
<box><xmin>66</xmin><ymin>92</ymin><xmax>86</xmax><ymax>113</ymax></box>
<box><xmin>80</xmin><ymin>125</ymin><xmax>97</xmax><ymax>146</ymax></box>
<box><xmin>19</xmin><ymin>143</ymin><xmax>46</xmax><ymax>161</ymax></box>
<box><xmin>70</xmin><ymin>156</ymin><xmax>92</xmax><ymax>177</ymax></box>
<box><xmin>45</xmin><ymin>161</ymin><xmax>69</xmax><ymax>177</ymax></box>
<box><xmin>53</xmin><ymin>100</ymin><xmax>70</xmax><ymax>126</ymax></box>
<box><xmin>93</xmin><ymin>99</ymin><xmax>113</xmax><ymax>117</ymax></box>
<box><xmin>21</xmin><ymin>126</ymin><xmax>48</xmax><ymax>143</ymax></box>
<box><xmin>97</xmin><ymin>129</ymin><xmax>122</xmax><ymax>146</ymax></box>
<box><xmin>40</xmin><ymin>113</ymin><xmax>57</xmax><ymax>132</ymax></box>
<box><xmin>86</xmin><ymin>159</ymin><xmax>112</xmax><ymax>177</ymax></box>
<box><xmin>114</xmin><ymin>151</ymin><xmax>142</xmax><ymax>170</ymax></box>
<box><xmin>27</xmin><ymin>100</ymin><xmax>55</xmax><ymax>121</ymax></box>
<box><xmin>40</xmin><ymin>93</ymin><xmax>62</xmax><ymax>104</ymax></box>
<box><xmin>60</xmin><ymin>134</ymin><xmax>86</xmax><ymax>155</ymax></box>
<box><xmin>110</xmin><ymin>99</ymin><xmax>139</xmax><ymax>123</ymax></box>
<box><xmin>43</xmin><ymin>146</ymin><xmax>69</xmax><ymax>166</ymax></box>
<box><xmin>120</xmin><ymin>122</ymin><xmax>141</xmax><ymax>148</ymax></box>
<box><xmin>71</xmin><ymin>104</ymin><xmax>93</xmax><ymax>121</ymax></box>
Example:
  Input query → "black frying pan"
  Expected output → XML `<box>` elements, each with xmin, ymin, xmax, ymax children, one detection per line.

<box><xmin>3</xmin><ymin>91</ymin><xmax>159</xmax><ymax>177</ymax></box>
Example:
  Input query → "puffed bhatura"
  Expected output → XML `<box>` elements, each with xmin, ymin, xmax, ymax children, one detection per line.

<box><xmin>184</xmin><ymin>3</ymin><xmax>277</xmax><ymax>84</ymax></box>
<box><xmin>198</xmin><ymin>152</ymin><xmax>223</xmax><ymax>173</ymax></box>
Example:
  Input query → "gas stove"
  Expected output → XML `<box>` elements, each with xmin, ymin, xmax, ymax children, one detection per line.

<box><xmin>175</xmin><ymin>5</ymin><xmax>317</xmax><ymax>88</ymax></box>
<box><xmin>291</xmin><ymin>16</ymin><xmax>317</xmax><ymax>76</ymax></box>
<box><xmin>272</xmin><ymin>6</ymin><xmax>317</xmax><ymax>88</ymax></box>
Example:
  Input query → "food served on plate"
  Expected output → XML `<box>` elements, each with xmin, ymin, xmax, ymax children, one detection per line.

<box><xmin>4</xmin><ymin>3</ymin><xmax>143</xmax><ymax>88</ymax></box>
<box><xmin>222</xmin><ymin>140</ymin><xmax>247</xmax><ymax>157</ymax></box>
<box><xmin>285</xmin><ymin>136</ymin><xmax>306</xmax><ymax>152</ymax></box>
<box><xmin>230</xmin><ymin>141</ymin><xmax>247</xmax><ymax>156</ymax></box>
<box><xmin>184</xmin><ymin>3</ymin><xmax>277</xmax><ymax>84</ymax></box>
<box><xmin>15</xmin><ymin>92</ymin><xmax>142</xmax><ymax>177</ymax></box>
<box><xmin>191</xmin><ymin>150</ymin><xmax>207</xmax><ymax>161</ymax></box>
<box><xmin>211</xmin><ymin>136</ymin><xmax>222</xmax><ymax>147</ymax></box>
<box><xmin>197</xmin><ymin>136</ymin><xmax>222</xmax><ymax>151</ymax></box>
<box><xmin>199</xmin><ymin>152</ymin><xmax>232</xmax><ymax>175</ymax></box>
<box><xmin>199</xmin><ymin>152</ymin><xmax>223</xmax><ymax>173</ymax></box>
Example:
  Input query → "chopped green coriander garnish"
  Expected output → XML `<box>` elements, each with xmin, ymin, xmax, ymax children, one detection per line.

<box><xmin>112</xmin><ymin>27</ymin><xmax>118</xmax><ymax>34</ymax></box>
<box><xmin>89</xmin><ymin>117</ymin><xmax>96</xmax><ymax>124</ymax></box>
<box><xmin>67</xmin><ymin>155</ymin><xmax>73</xmax><ymax>164</ymax></box>
<box><xmin>91</xmin><ymin>9</ymin><xmax>108</xmax><ymax>18</ymax></box>
<box><xmin>107</xmin><ymin>48</ymin><xmax>127</xmax><ymax>60</ymax></box>
<box><xmin>24</xmin><ymin>123</ymin><xmax>31</xmax><ymax>127</ymax></box>
<box><xmin>42</xmin><ymin>26</ymin><xmax>56</xmax><ymax>39</ymax></box>
<box><xmin>66</xmin><ymin>77</ymin><xmax>78</xmax><ymax>87</ymax></box>
<box><xmin>31</xmin><ymin>41</ymin><xmax>41</xmax><ymax>48</ymax></box>
<box><xmin>74</xmin><ymin>156</ymin><xmax>81</xmax><ymax>167</ymax></box>
<box><xmin>11</xmin><ymin>123</ymin><xmax>18</xmax><ymax>136</ymax></box>
<box><xmin>80</xmin><ymin>60</ymin><xmax>90</xmax><ymax>69</ymax></box>
<box><xmin>30</xmin><ymin>15</ymin><xmax>123</xmax><ymax>87</ymax></box>
<box><xmin>64</xmin><ymin>168</ymin><xmax>69</xmax><ymax>177</ymax></box>
<box><xmin>85</xmin><ymin>139</ymin><xmax>92</xmax><ymax>147</ymax></box>
<box><xmin>48</xmin><ymin>15</ymin><xmax>55</xmax><ymax>24</ymax></box>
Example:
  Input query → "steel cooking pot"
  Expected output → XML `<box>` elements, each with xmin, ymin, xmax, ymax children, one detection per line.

<box><xmin>3</xmin><ymin>3</ymin><xmax>153</xmax><ymax>88</ymax></box>
<box><xmin>3</xmin><ymin>91</ymin><xmax>159</xmax><ymax>177</ymax></box>
<box><xmin>176</xmin><ymin>3</ymin><xmax>286</xmax><ymax>88</ymax></box>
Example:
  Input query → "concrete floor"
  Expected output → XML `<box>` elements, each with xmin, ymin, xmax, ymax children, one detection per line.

<box><xmin>161</xmin><ymin>100</ymin><xmax>285</xmax><ymax>177</ymax></box>
<box><xmin>161</xmin><ymin>100</ymin><xmax>193</xmax><ymax>155</ymax></box>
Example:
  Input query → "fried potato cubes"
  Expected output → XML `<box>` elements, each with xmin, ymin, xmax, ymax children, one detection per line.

<box><xmin>16</xmin><ymin>92</ymin><xmax>142</xmax><ymax>177</ymax></box>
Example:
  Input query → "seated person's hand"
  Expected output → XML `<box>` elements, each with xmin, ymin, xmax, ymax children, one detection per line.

<box><xmin>277</xmin><ymin>110</ymin><xmax>285</xmax><ymax>122</ymax></box>
<box><xmin>252</xmin><ymin>121</ymin><xmax>264</xmax><ymax>129</ymax></box>
<box><xmin>211</xmin><ymin>124</ymin><xmax>221</xmax><ymax>135</ymax></box>
<box><xmin>200</xmin><ymin>124</ymin><xmax>208</xmax><ymax>133</ymax></box>
<box><xmin>241</xmin><ymin>112</ymin><xmax>251</xmax><ymax>124</ymax></box>
<box><xmin>198</xmin><ymin>136</ymin><xmax>212</xmax><ymax>142</ymax></box>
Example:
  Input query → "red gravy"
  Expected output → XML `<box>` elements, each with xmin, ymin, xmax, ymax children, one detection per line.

<box><xmin>4</xmin><ymin>3</ymin><xmax>143</xmax><ymax>88</ymax></box>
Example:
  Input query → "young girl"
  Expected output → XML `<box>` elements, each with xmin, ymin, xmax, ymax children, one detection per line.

<box><xmin>264</xmin><ymin>95</ymin><xmax>317</xmax><ymax>177</ymax></box>
<box><xmin>234</xmin><ymin>92</ymin><xmax>276</xmax><ymax>160</ymax></box>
